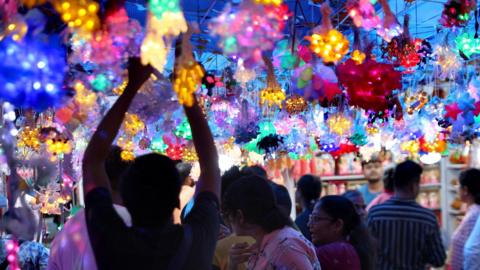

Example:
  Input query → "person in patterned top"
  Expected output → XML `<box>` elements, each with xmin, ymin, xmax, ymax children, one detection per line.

<box><xmin>223</xmin><ymin>175</ymin><xmax>320</xmax><ymax>270</ymax></box>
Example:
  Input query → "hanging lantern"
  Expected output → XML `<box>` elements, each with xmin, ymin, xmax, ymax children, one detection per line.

<box><xmin>285</xmin><ymin>95</ymin><xmax>308</xmax><ymax>115</ymax></box>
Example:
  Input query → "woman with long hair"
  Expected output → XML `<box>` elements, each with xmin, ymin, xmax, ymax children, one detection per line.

<box><xmin>308</xmin><ymin>195</ymin><xmax>376</xmax><ymax>270</ymax></box>
<box><xmin>223</xmin><ymin>175</ymin><xmax>320</xmax><ymax>270</ymax></box>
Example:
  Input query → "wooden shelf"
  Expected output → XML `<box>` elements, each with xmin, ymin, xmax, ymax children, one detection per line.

<box><xmin>449</xmin><ymin>187</ymin><xmax>459</xmax><ymax>193</ymax></box>
<box><xmin>420</xmin><ymin>183</ymin><xmax>441</xmax><ymax>189</ymax></box>
<box><xmin>322</xmin><ymin>175</ymin><xmax>365</xmax><ymax>181</ymax></box>
<box><xmin>447</xmin><ymin>164</ymin><xmax>467</xmax><ymax>170</ymax></box>
<box><xmin>449</xmin><ymin>210</ymin><xmax>465</xmax><ymax>216</ymax></box>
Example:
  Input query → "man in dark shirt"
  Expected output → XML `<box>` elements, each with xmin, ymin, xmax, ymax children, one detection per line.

<box><xmin>82</xmin><ymin>50</ymin><xmax>221</xmax><ymax>269</ymax></box>
<box><xmin>295</xmin><ymin>175</ymin><xmax>322</xmax><ymax>241</ymax></box>
<box><xmin>368</xmin><ymin>160</ymin><xmax>446</xmax><ymax>270</ymax></box>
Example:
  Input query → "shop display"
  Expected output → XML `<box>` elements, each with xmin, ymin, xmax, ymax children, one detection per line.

<box><xmin>1</xmin><ymin>0</ymin><xmax>480</xmax><ymax>255</ymax></box>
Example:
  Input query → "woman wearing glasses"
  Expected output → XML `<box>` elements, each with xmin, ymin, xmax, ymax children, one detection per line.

<box><xmin>308</xmin><ymin>196</ymin><xmax>376</xmax><ymax>270</ymax></box>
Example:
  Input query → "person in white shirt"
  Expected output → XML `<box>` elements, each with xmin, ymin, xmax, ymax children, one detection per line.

<box><xmin>48</xmin><ymin>146</ymin><xmax>131</xmax><ymax>270</ymax></box>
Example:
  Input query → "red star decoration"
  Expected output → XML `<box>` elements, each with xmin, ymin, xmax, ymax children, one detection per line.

<box><xmin>474</xmin><ymin>101</ymin><xmax>480</xmax><ymax>116</ymax></box>
<box><xmin>444</xmin><ymin>103</ymin><xmax>463</xmax><ymax>120</ymax></box>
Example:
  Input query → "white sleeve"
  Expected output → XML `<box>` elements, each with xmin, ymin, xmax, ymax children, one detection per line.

<box><xmin>464</xmin><ymin>216</ymin><xmax>480</xmax><ymax>270</ymax></box>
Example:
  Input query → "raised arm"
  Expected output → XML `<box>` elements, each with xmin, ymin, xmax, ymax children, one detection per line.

<box><xmin>82</xmin><ymin>58</ymin><xmax>152</xmax><ymax>195</ymax></box>
<box><xmin>176</xmin><ymin>31</ymin><xmax>220</xmax><ymax>199</ymax></box>
<box><xmin>183</xmin><ymin>97</ymin><xmax>220</xmax><ymax>198</ymax></box>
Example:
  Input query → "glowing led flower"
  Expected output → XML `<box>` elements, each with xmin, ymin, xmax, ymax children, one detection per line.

<box><xmin>51</xmin><ymin>0</ymin><xmax>100</xmax><ymax>36</ymax></box>
<box><xmin>434</xmin><ymin>45</ymin><xmax>461</xmax><ymax>79</ymax></box>
<box><xmin>307</xmin><ymin>30</ymin><xmax>349</xmax><ymax>63</ymax></box>
<box><xmin>173</xmin><ymin>61</ymin><xmax>205</xmax><ymax>107</ymax></box>
<box><xmin>17</xmin><ymin>126</ymin><xmax>41</xmax><ymax>151</ymax></box>
<box><xmin>327</xmin><ymin>115</ymin><xmax>352</xmax><ymax>136</ymax></box>
<box><xmin>401</xmin><ymin>140</ymin><xmax>419</xmax><ymax>155</ymax></box>
<box><xmin>347</xmin><ymin>0</ymin><xmax>381</xmax><ymax>30</ymax></box>
<box><xmin>456</xmin><ymin>32</ymin><xmax>480</xmax><ymax>58</ymax></box>
<box><xmin>285</xmin><ymin>95</ymin><xmax>308</xmax><ymax>115</ymax></box>
<box><xmin>260</xmin><ymin>86</ymin><xmax>286</xmax><ymax>109</ymax></box>
<box><xmin>46</xmin><ymin>137</ymin><xmax>73</xmax><ymax>156</ymax></box>
<box><xmin>123</xmin><ymin>113</ymin><xmax>145</xmax><ymax>136</ymax></box>
<box><xmin>351</xmin><ymin>50</ymin><xmax>366</xmax><ymax>64</ymax></box>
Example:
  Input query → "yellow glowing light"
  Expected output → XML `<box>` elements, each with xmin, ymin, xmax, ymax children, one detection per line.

<box><xmin>173</xmin><ymin>61</ymin><xmax>205</xmax><ymax>107</ymax></box>
<box><xmin>182</xmin><ymin>147</ymin><xmax>198</xmax><ymax>162</ymax></box>
<box><xmin>52</xmin><ymin>0</ymin><xmax>100</xmax><ymax>35</ymax></box>
<box><xmin>17</xmin><ymin>127</ymin><xmax>40</xmax><ymax>151</ymax></box>
<box><xmin>113</xmin><ymin>79</ymin><xmax>128</xmax><ymax>95</ymax></box>
<box><xmin>260</xmin><ymin>86</ymin><xmax>286</xmax><ymax>109</ymax></box>
<box><xmin>351</xmin><ymin>50</ymin><xmax>366</xmax><ymax>64</ymax></box>
<box><xmin>285</xmin><ymin>95</ymin><xmax>308</xmax><ymax>114</ymax></box>
<box><xmin>307</xmin><ymin>29</ymin><xmax>349</xmax><ymax>63</ymax></box>
<box><xmin>46</xmin><ymin>138</ymin><xmax>73</xmax><ymax>156</ymax></box>
<box><xmin>74</xmin><ymin>81</ymin><xmax>97</xmax><ymax>107</ymax></box>
<box><xmin>253</xmin><ymin>0</ymin><xmax>283</xmax><ymax>5</ymax></box>
<box><xmin>327</xmin><ymin>115</ymin><xmax>352</xmax><ymax>135</ymax></box>
<box><xmin>401</xmin><ymin>140</ymin><xmax>419</xmax><ymax>155</ymax></box>
<box><xmin>141</xmin><ymin>12</ymin><xmax>187</xmax><ymax>72</ymax></box>
<box><xmin>123</xmin><ymin>113</ymin><xmax>145</xmax><ymax>136</ymax></box>
<box><xmin>366</xmin><ymin>126</ymin><xmax>379</xmax><ymax>135</ymax></box>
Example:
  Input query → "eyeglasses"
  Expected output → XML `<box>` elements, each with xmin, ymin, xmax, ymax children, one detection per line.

<box><xmin>309</xmin><ymin>214</ymin><xmax>334</xmax><ymax>223</ymax></box>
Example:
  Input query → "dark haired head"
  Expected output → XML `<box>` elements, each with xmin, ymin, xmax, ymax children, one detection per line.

<box><xmin>241</xmin><ymin>165</ymin><xmax>268</xmax><ymax>179</ymax></box>
<box><xmin>221</xmin><ymin>166</ymin><xmax>244</xmax><ymax>199</ymax></box>
<box><xmin>222</xmin><ymin>175</ymin><xmax>292</xmax><ymax>233</ymax></box>
<box><xmin>383</xmin><ymin>167</ymin><xmax>395</xmax><ymax>192</ymax></box>
<box><xmin>105</xmin><ymin>145</ymin><xmax>129</xmax><ymax>191</ymax></box>
<box><xmin>460</xmin><ymin>168</ymin><xmax>480</xmax><ymax>204</ymax></box>
<box><xmin>121</xmin><ymin>153</ymin><xmax>181</xmax><ymax>227</ymax></box>
<box><xmin>394</xmin><ymin>160</ymin><xmax>423</xmax><ymax>190</ymax></box>
<box><xmin>270</xmin><ymin>182</ymin><xmax>292</xmax><ymax>216</ymax></box>
<box><xmin>361</xmin><ymin>154</ymin><xmax>382</xmax><ymax>167</ymax></box>
<box><xmin>176</xmin><ymin>162</ymin><xmax>193</xmax><ymax>185</ymax></box>
<box><xmin>297</xmin><ymin>174</ymin><xmax>322</xmax><ymax>210</ymax></box>
<box><xmin>315</xmin><ymin>196</ymin><xmax>375</xmax><ymax>270</ymax></box>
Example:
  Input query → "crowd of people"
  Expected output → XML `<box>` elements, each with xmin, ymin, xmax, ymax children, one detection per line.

<box><xmin>2</xmin><ymin>57</ymin><xmax>480</xmax><ymax>270</ymax></box>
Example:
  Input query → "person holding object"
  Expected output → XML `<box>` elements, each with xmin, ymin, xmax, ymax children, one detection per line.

<box><xmin>82</xmin><ymin>34</ymin><xmax>221</xmax><ymax>269</ymax></box>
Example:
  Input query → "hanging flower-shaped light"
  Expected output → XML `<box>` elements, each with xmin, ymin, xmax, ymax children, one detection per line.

<box><xmin>383</xmin><ymin>15</ymin><xmax>421</xmax><ymax>70</ymax></box>
<box><xmin>434</xmin><ymin>45</ymin><xmax>461</xmax><ymax>80</ymax></box>
<box><xmin>0</xmin><ymin>19</ymin><xmax>67</xmax><ymax>112</ymax></box>
<box><xmin>306</xmin><ymin>3</ymin><xmax>349</xmax><ymax>64</ymax></box>
<box><xmin>337</xmin><ymin>59</ymin><xmax>402</xmax><ymax>112</ymax></box>
<box><xmin>174</xmin><ymin>118</ymin><xmax>192</xmax><ymax>140</ymax></box>
<box><xmin>440</xmin><ymin>0</ymin><xmax>476</xmax><ymax>28</ymax></box>
<box><xmin>351</xmin><ymin>50</ymin><xmax>366</xmax><ymax>64</ymax></box>
<box><xmin>456</xmin><ymin>32</ymin><xmax>480</xmax><ymax>58</ymax></box>
<box><xmin>182</xmin><ymin>147</ymin><xmax>198</xmax><ymax>162</ymax></box>
<box><xmin>376</xmin><ymin>0</ymin><xmax>403</xmax><ymax>42</ymax></box>
<box><xmin>173</xmin><ymin>27</ymin><xmax>204</xmax><ymax>107</ymax></box>
<box><xmin>260</xmin><ymin>56</ymin><xmax>286</xmax><ymax>109</ymax></box>
<box><xmin>150</xmin><ymin>136</ymin><xmax>168</xmax><ymax>153</ymax></box>
<box><xmin>209</xmin><ymin>0</ymin><xmax>290</xmax><ymax>68</ymax></box>
<box><xmin>141</xmin><ymin>0</ymin><xmax>187</xmax><ymax>72</ymax></box>
<box><xmin>51</xmin><ymin>0</ymin><xmax>100</xmax><ymax>37</ymax></box>
<box><xmin>347</xmin><ymin>0</ymin><xmax>381</xmax><ymax>30</ymax></box>
<box><xmin>46</xmin><ymin>137</ymin><xmax>73</xmax><ymax>157</ymax></box>
<box><xmin>17</xmin><ymin>126</ymin><xmax>41</xmax><ymax>152</ymax></box>
<box><xmin>124</xmin><ymin>113</ymin><xmax>145</xmax><ymax>137</ymax></box>
<box><xmin>234</xmin><ymin>59</ymin><xmax>256</xmax><ymax>87</ymax></box>
<box><xmin>327</xmin><ymin>114</ymin><xmax>353</xmax><ymax>136</ymax></box>
<box><xmin>401</xmin><ymin>140</ymin><xmax>420</xmax><ymax>156</ymax></box>
<box><xmin>285</xmin><ymin>95</ymin><xmax>308</xmax><ymax>115</ymax></box>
